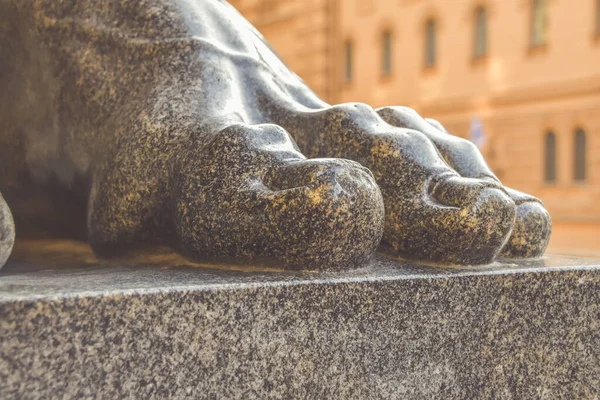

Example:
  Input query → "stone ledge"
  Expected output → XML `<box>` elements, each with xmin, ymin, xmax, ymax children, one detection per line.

<box><xmin>1</xmin><ymin>241</ymin><xmax>600</xmax><ymax>398</ymax></box>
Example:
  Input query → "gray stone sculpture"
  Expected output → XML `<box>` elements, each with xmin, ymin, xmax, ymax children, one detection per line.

<box><xmin>0</xmin><ymin>0</ymin><xmax>551</xmax><ymax>271</ymax></box>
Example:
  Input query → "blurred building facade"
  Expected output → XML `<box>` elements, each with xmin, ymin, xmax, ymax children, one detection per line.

<box><xmin>232</xmin><ymin>0</ymin><xmax>600</xmax><ymax>255</ymax></box>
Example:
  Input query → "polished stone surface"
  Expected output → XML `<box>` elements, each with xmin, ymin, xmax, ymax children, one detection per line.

<box><xmin>1</xmin><ymin>241</ymin><xmax>599</xmax><ymax>398</ymax></box>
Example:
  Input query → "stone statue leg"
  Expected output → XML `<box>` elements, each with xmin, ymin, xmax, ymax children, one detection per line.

<box><xmin>87</xmin><ymin>117</ymin><xmax>384</xmax><ymax>271</ymax></box>
<box><xmin>265</xmin><ymin>102</ymin><xmax>516</xmax><ymax>265</ymax></box>
<box><xmin>0</xmin><ymin>191</ymin><xmax>15</xmax><ymax>269</ymax></box>
<box><xmin>375</xmin><ymin>107</ymin><xmax>552</xmax><ymax>258</ymax></box>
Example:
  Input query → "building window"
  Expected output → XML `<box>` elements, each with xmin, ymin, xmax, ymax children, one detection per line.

<box><xmin>531</xmin><ymin>0</ymin><xmax>548</xmax><ymax>47</ymax></box>
<box><xmin>344</xmin><ymin>41</ymin><xmax>353</xmax><ymax>83</ymax></box>
<box><xmin>545</xmin><ymin>132</ymin><xmax>557</xmax><ymax>183</ymax></box>
<box><xmin>382</xmin><ymin>31</ymin><xmax>393</xmax><ymax>76</ymax></box>
<box><xmin>425</xmin><ymin>19</ymin><xmax>437</xmax><ymax>68</ymax></box>
<box><xmin>474</xmin><ymin>7</ymin><xmax>488</xmax><ymax>59</ymax></box>
<box><xmin>574</xmin><ymin>128</ymin><xmax>587</xmax><ymax>182</ymax></box>
<box><xmin>596</xmin><ymin>0</ymin><xmax>600</xmax><ymax>34</ymax></box>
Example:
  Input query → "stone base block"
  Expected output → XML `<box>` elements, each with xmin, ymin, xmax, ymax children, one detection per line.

<box><xmin>1</xmin><ymin>240</ymin><xmax>599</xmax><ymax>398</ymax></box>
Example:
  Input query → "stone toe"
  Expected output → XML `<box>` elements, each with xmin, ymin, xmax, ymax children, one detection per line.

<box><xmin>384</xmin><ymin>174</ymin><xmax>516</xmax><ymax>265</ymax></box>
<box><xmin>263</xmin><ymin>158</ymin><xmax>386</xmax><ymax>270</ymax></box>
<box><xmin>500</xmin><ymin>188</ymin><xmax>552</xmax><ymax>258</ymax></box>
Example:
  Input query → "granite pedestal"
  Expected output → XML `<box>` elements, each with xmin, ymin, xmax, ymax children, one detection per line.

<box><xmin>1</xmin><ymin>240</ymin><xmax>599</xmax><ymax>399</ymax></box>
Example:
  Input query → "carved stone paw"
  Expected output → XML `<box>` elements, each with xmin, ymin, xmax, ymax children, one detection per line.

<box><xmin>0</xmin><ymin>0</ymin><xmax>551</xmax><ymax>270</ymax></box>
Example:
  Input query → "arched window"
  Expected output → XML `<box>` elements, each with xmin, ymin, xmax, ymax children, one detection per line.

<box><xmin>545</xmin><ymin>132</ymin><xmax>557</xmax><ymax>183</ymax></box>
<box><xmin>344</xmin><ymin>41</ymin><xmax>353</xmax><ymax>83</ymax></box>
<box><xmin>531</xmin><ymin>0</ymin><xmax>548</xmax><ymax>47</ymax></box>
<box><xmin>382</xmin><ymin>30</ymin><xmax>393</xmax><ymax>76</ymax></box>
<box><xmin>574</xmin><ymin>128</ymin><xmax>587</xmax><ymax>182</ymax></box>
<box><xmin>474</xmin><ymin>7</ymin><xmax>488</xmax><ymax>59</ymax></box>
<box><xmin>425</xmin><ymin>19</ymin><xmax>437</xmax><ymax>68</ymax></box>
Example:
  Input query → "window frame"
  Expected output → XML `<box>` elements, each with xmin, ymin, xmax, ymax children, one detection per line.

<box><xmin>573</xmin><ymin>128</ymin><xmax>587</xmax><ymax>183</ymax></box>
<box><xmin>530</xmin><ymin>0</ymin><xmax>548</xmax><ymax>49</ymax></box>
<box><xmin>596</xmin><ymin>0</ymin><xmax>600</xmax><ymax>36</ymax></box>
<box><xmin>544</xmin><ymin>131</ymin><xmax>557</xmax><ymax>184</ymax></box>
<box><xmin>424</xmin><ymin>18</ymin><xmax>437</xmax><ymax>69</ymax></box>
<box><xmin>381</xmin><ymin>30</ymin><xmax>393</xmax><ymax>77</ymax></box>
<box><xmin>344</xmin><ymin>40</ymin><xmax>354</xmax><ymax>84</ymax></box>
<box><xmin>473</xmin><ymin>6</ymin><xmax>488</xmax><ymax>60</ymax></box>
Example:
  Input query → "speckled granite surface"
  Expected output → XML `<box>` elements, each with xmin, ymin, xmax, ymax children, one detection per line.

<box><xmin>1</xmin><ymin>242</ymin><xmax>600</xmax><ymax>399</ymax></box>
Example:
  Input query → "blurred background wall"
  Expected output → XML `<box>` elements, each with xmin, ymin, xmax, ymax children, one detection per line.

<box><xmin>231</xmin><ymin>0</ymin><xmax>600</xmax><ymax>256</ymax></box>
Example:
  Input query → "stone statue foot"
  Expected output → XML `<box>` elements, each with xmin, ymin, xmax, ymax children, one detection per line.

<box><xmin>267</xmin><ymin>103</ymin><xmax>516</xmax><ymax>265</ymax></box>
<box><xmin>0</xmin><ymin>0</ymin><xmax>549</xmax><ymax>270</ymax></box>
<box><xmin>88</xmin><ymin>122</ymin><xmax>384</xmax><ymax>271</ymax></box>
<box><xmin>498</xmin><ymin>188</ymin><xmax>552</xmax><ymax>258</ymax></box>
<box><xmin>376</xmin><ymin>106</ymin><xmax>552</xmax><ymax>259</ymax></box>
